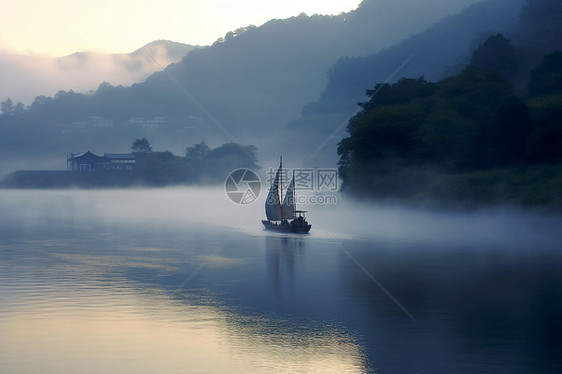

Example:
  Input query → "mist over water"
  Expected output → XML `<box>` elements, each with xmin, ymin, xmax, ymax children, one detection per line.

<box><xmin>4</xmin><ymin>187</ymin><xmax>559</xmax><ymax>245</ymax></box>
<box><xmin>1</xmin><ymin>188</ymin><xmax>561</xmax><ymax>373</ymax></box>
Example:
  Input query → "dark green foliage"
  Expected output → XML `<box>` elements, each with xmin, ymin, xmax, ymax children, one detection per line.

<box><xmin>338</xmin><ymin>68</ymin><xmax>518</xmax><ymax>188</ymax></box>
<box><xmin>360</xmin><ymin>77</ymin><xmax>435</xmax><ymax>111</ymax></box>
<box><xmin>528</xmin><ymin>51</ymin><xmax>562</xmax><ymax>97</ymax></box>
<box><xmin>185</xmin><ymin>141</ymin><xmax>210</xmax><ymax>159</ymax></box>
<box><xmin>131</xmin><ymin>138</ymin><xmax>152</xmax><ymax>153</ymax></box>
<box><xmin>347</xmin><ymin>102</ymin><xmax>423</xmax><ymax>163</ymax></box>
<box><xmin>414</xmin><ymin>103</ymin><xmax>478</xmax><ymax>169</ymax></box>
<box><xmin>470</xmin><ymin>34</ymin><xmax>518</xmax><ymax>79</ymax></box>
<box><xmin>527</xmin><ymin>93</ymin><xmax>562</xmax><ymax>163</ymax></box>
<box><xmin>133</xmin><ymin>151</ymin><xmax>193</xmax><ymax>186</ymax></box>
<box><xmin>131</xmin><ymin>141</ymin><xmax>259</xmax><ymax>186</ymax></box>
<box><xmin>484</xmin><ymin>96</ymin><xmax>533</xmax><ymax>166</ymax></box>
<box><xmin>131</xmin><ymin>138</ymin><xmax>153</xmax><ymax>153</ymax></box>
<box><xmin>524</xmin><ymin>52</ymin><xmax>562</xmax><ymax>163</ymax></box>
<box><xmin>337</xmin><ymin>61</ymin><xmax>562</xmax><ymax>204</ymax></box>
<box><xmin>424</xmin><ymin>165</ymin><xmax>562</xmax><ymax>209</ymax></box>
<box><xmin>437</xmin><ymin>66</ymin><xmax>513</xmax><ymax>124</ymax></box>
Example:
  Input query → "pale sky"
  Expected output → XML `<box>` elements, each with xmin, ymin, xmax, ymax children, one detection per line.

<box><xmin>1</xmin><ymin>0</ymin><xmax>362</xmax><ymax>57</ymax></box>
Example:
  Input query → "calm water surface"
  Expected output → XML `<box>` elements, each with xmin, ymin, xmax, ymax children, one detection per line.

<box><xmin>1</xmin><ymin>188</ymin><xmax>561</xmax><ymax>373</ymax></box>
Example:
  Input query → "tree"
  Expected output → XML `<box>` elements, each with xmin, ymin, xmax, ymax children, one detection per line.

<box><xmin>485</xmin><ymin>96</ymin><xmax>533</xmax><ymax>166</ymax></box>
<box><xmin>337</xmin><ymin>65</ymin><xmax>520</xmax><ymax>194</ymax></box>
<box><xmin>14</xmin><ymin>102</ymin><xmax>25</xmax><ymax>115</ymax></box>
<box><xmin>185</xmin><ymin>141</ymin><xmax>210</xmax><ymax>160</ymax></box>
<box><xmin>471</xmin><ymin>34</ymin><xmax>517</xmax><ymax>80</ymax></box>
<box><xmin>131</xmin><ymin>138</ymin><xmax>152</xmax><ymax>153</ymax></box>
<box><xmin>1</xmin><ymin>98</ymin><xmax>14</xmax><ymax>116</ymax></box>
<box><xmin>359</xmin><ymin>77</ymin><xmax>434</xmax><ymax>112</ymax></box>
<box><xmin>528</xmin><ymin>51</ymin><xmax>562</xmax><ymax>97</ymax></box>
<box><xmin>201</xmin><ymin>143</ymin><xmax>259</xmax><ymax>181</ymax></box>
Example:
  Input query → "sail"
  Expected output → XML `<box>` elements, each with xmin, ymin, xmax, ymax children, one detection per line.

<box><xmin>265</xmin><ymin>161</ymin><xmax>283</xmax><ymax>221</ymax></box>
<box><xmin>281</xmin><ymin>176</ymin><xmax>295</xmax><ymax>219</ymax></box>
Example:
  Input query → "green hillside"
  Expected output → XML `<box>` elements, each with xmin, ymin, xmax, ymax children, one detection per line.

<box><xmin>337</xmin><ymin>47</ymin><xmax>562</xmax><ymax>208</ymax></box>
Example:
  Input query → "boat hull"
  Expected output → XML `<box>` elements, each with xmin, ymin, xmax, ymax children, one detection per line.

<box><xmin>262</xmin><ymin>220</ymin><xmax>311</xmax><ymax>234</ymax></box>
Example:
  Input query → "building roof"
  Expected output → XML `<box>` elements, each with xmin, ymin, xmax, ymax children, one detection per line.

<box><xmin>68</xmin><ymin>151</ymin><xmax>106</xmax><ymax>160</ymax></box>
<box><xmin>68</xmin><ymin>151</ymin><xmax>136</xmax><ymax>161</ymax></box>
<box><xmin>104</xmin><ymin>153</ymin><xmax>136</xmax><ymax>160</ymax></box>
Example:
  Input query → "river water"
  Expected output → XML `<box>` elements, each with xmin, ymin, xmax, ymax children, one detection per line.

<box><xmin>1</xmin><ymin>188</ymin><xmax>561</xmax><ymax>373</ymax></box>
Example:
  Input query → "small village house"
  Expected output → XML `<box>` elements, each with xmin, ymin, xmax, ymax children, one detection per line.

<box><xmin>67</xmin><ymin>151</ymin><xmax>136</xmax><ymax>172</ymax></box>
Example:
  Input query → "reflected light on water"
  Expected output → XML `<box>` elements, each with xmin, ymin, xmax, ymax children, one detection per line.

<box><xmin>3</xmin><ymin>188</ymin><xmax>561</xmax><ymax>373</ymax></box>
<box><xmin>0</xmin><ymin>187</ymin><xmax>368</xmax><ymax>374</ymax></box>
<box><xmin>0</xmin><ymin>286</ymin><xmax>365</xmax><ymax>374</ymax></box>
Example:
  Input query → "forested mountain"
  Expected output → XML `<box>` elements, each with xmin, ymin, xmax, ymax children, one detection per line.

<box><xmin>158</xmin><ymin>0</ymin><xmax>479</xmax><ymax>142</ymax></box>
<box><xmin>286</xmin><ymin>0</ymin><xmax>526</xmax><ymax>165</ymax></box>
<box><xmin>0</xmin><ymin>40</ymin><xmax>195</xmax><ymax>105</ymax></box>
<box><xmin>336</xmin><ymin>0</ymin><xmax>562</xmax><ymax>207</ymax></box>
<box><xmin>0</xmin><ymin>0</ymin><xmax>481</xmax><ymax>176</ymax></box>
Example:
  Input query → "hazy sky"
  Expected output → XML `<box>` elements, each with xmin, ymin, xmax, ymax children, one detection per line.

<box><xmin>1</xmin><ymin>0</ymin><xmax>362</xmax><ymax>56</ymax></box>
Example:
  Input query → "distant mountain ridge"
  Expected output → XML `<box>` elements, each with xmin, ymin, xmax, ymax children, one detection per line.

<box><xmin>285</xmin><ymin>0</ymin><xmax>527</xmax><ymax>165</ymax></box>
<box><xmin>0</xmin><ymin>0</ymin><xmax>515</xmax><ymax>175</ymax></box>
<box><xmin>0</xmin><ymin>40</ymin><xmax>195</xmax><ymax>104</ymax></box>
<box><xmin>134</xmin><ymin>0</ymin><xmax>482</xmax><ymax>145</ymax></box>
<box><xmin>130</xmin><ymin>40</ymin><xmax>195</xmax><ymax>61</ymax></box>
<box><xmin>332</xmin><ymin>0</ymin><xmax>562</xmax><ymax>207</ymax></box>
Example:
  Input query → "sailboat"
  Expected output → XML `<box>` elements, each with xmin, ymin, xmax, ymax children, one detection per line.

<box><xmin>262</xmin><ymin>157</ymin><xmax>311</xmax><ymax>233</ymax></box>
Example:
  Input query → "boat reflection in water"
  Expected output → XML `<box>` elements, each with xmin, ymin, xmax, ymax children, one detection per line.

<box><xmin>265</xmin><ymin>235</ymin><xmax>305</xmax><ymax>291</ymax></box>
<box><xmin>0</xmin><ymin>189</ymin><xmax>367</xmax><ymax>374</ymax></box>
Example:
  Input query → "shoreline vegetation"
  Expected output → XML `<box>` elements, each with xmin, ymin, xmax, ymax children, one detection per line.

<box><xmin>1</xmin><ymin>170</ymin><xmax>141</xmax><ymax>189</ymax></box>
<box><xmin>424</xmin><ymin>165</ymin><xmax>562</xmax><ymax>209</ymax></box>
<box><xmin>0</xmin><ymin>140</ymin><xmax>260</xmax><ymax>189</ymax></box>
<box><xmin>336</xmin><ymin>46</ymin><xmax>562</xmax><ymax>212</ymax></box>
<box><xmin>337</xmin><ymin>164</ymin><xmax>562</xmax><ymax>211</ymax></box>
<box><xmin>2</xmin><ymin>164</ymin><xmax>562</xmax><ymax>212</ymax></box>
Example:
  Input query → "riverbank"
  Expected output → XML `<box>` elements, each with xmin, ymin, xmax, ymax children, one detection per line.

<box><xmin>3</xmin><ymin>165</ymin><xmax>562</xmax><ymax>212</ymax></box>
<box><xmin>0</xmin><ymin>170</ymin><xmax>139</xmax><ymax>189</ymax></box>
<box><xmin>340</xmin><ymin>164</ymin><xmax>562</xmax><ymax>212</ymax></box>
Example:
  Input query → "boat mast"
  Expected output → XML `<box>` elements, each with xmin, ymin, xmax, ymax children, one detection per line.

<box><xmin>291</xmin><ymin>174</ymin><xmax>295</xmax><ymax>213</ymax></box>
<box><xmin>279</xmin><ymin>155</ymin><xmax>283</xmax><ymax>221</ymax></box>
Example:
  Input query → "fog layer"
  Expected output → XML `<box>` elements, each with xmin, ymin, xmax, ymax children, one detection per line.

<box><xmin>2</xmin><ymin>188</ymin><xmax>560</xmax><ymax>250</ymax></box>
<box><xmin>0</xmin><ymin>41</ymin><xmax>194</xmax><ymax>104</ymax></box>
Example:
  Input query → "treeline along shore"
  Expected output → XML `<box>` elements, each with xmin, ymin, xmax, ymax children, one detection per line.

<box><xmin>0</xmin><ymin>141</ymin><xmax>259</xmax><ymax>189</ymax></box>
<box><xmin>337</xmin><ymin>42</ymin><xmax>562</xmax><ymax>210</ymax></box>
